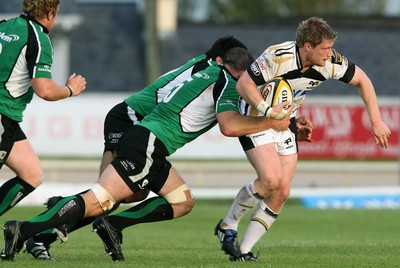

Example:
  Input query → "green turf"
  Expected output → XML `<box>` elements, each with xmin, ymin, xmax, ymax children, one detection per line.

<box><xmin>1</xmin><ymin>199</ymin><xmax>399</xmax><ymax>267</ymax></box>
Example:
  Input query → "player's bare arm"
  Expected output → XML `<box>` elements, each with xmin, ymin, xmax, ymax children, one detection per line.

<box><xmin>216</xmin><ymin>110</ymin><xmax>290</xmax><ymax>137</ymax></box>
<box><xmin>32</xmin><ymin>73</ymin><xmax>86</xmax><ymax>100</ymax></box>
<box><xmin>349</xmin><ymin>65</ymin><xmax>391</xmax><ymax>148</ymax></box>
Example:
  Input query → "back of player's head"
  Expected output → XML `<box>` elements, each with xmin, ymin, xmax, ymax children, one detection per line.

<box><xmin>222</xmin><ymin>47</ymin><xmax>254</xmax><ymax>72</ymax></box>
<box><xmin>23</xmin><ymin>0</ymin><xmax>60</xmax><ymax>19</ymax></box>
<box><xmin>296</xmin><ymin>17</ymin><xmax>338</xmax><ymax>48</ymax></box>
<box><xmin>206</xmin><ymin>35</ymin><xmax>248</xmax><ymax>60</ymax></box>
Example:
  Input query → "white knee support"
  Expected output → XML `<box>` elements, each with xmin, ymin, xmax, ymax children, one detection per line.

<box><xmin>91</xmin><ymin>183</ymin><xmax>116</xmax><ymax>211</ymax></box>
<box><xmin>164</xmin><ymin>184</ymin><xmax>193</xmax><ymax>204</ymax></box>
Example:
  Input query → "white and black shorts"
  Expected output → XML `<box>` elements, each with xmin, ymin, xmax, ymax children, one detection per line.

<box><xmin>239</xmin><ymin>117</ymin><xmax>298</xmax><ymax>156</ymax></box>
<box><xmin>0</xmin><ymin>114</ymin><xmax>27</xmax><ymax>168</ymax></box>
<box><xmin>103</xmin><ymin>102</ymin><xmax>144</xmax><ymax>152</ymax></box>
<box><xmin>111</xmin><ymin>125</ymin><xmax>171</xmax><ymax>193</ymax></box>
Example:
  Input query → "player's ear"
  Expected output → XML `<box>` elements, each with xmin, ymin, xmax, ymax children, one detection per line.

<box><xmin>304</xmin><ymin>42</ymin><xmax>312</xmax><ymax>51</ymax></box>
<box><xmin>215</xmin><ymin>56</ymin><xmax>223</xmax><ymax>64</ymax></box>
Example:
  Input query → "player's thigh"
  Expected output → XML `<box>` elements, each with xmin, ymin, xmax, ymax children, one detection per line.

<box><xmin>97</xmin><ymin>164</ymin><xmax>135</xmax><ymax>202</ymax></box>
<box><xmin>6</xmin><ymin>139</ymin><xmax>43</xmax><ymax>186</ymax></box>
<box><xmin>157</xmin><ymin>165</ymin><xmax>186</xmax><ymax>197</ymax></box>
<box><xmin>245</xmin><ymin>142</ymin><xmax>282</xmax><ymax>181</ymax></box>
<box><xmin>278</xmin><ymin>153</ymin><xmax>298</xmax><ymax>191</ymax></box>
<box><xmin>99</xmin><ymin>150</ymin><xmax>116</xmax><ymax>176</ymax></box>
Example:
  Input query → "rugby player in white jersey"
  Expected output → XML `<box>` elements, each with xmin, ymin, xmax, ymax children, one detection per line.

<box><xmin>215</xmin><ymin>17</ymin><xmax>391</xmax><ymax>262</ymax></box>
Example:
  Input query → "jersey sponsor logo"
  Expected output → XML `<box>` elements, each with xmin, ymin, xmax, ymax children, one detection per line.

<box><xmin>37</xmin><ymin>65</ymin><xmax>51</xmax><ymax>73</ymax></box>
<box><xmin>57</xmin><ymin>200</ymin><xmax>77</xmax><ymax>217</ymax></box>
<box><xmin>250</xmin><ymin>132</ymin><xmax>266</xmax><ymax>139</ymax></box>
<box><xmin>309</xmin><ymin>81</ymin><xmax>319</xmax><ymax>87</ymax></box>
<box><xmin>0</xmin><ymin>32</ymin><xmax>19</xmax><ymax>42</ymax></box>
<box><xmin>284</xmin><ymin>137</ymin><xmax>292</xmax><ymax>146</ymax></box>
<box><xmin>109</xmin><ymin>132</ymin><xmax>122</xmax><ymax>139</ymax></box>
<box><xmin>10</xmin><ymin>192</ymin><xmax>24</xmax><ymax>207</ymax></box>
<box><xmin>194</xmin><ymin>72</ymin><xmax>210</xmax><ymax>80</ymax></box>
<box><xmin>250</xmin><ymin>62</ymin><xmax>261</xmax><ymax>76</ymax></box>
<box><xmin>219</xmin><ymin>100</ymin><xmax>237</xmax><ymax>108</ymax></box>
<box><xmin>119</xmin><ymin>159</ymin><xmax>134</xmax><ymax>171</ymax></box>
<box><xmin>331</xmin><ymin>50</ymin><xmax>343</xmax><ymax>65</ymax></box>
<box><xmin>265</xmin><ymin>58</ymin><xmax>272</xmax><ymax>69</ymax></box>
<box><xmin>138</xmin><ymin>179</ymin><xmax>149</xmax><ymax>189</ymax></box>
<box><xmin>256</xmin><ymin>58</ymin><xmax>267</xmax><ymax>71</ymax></box>
<box><xmin>277</xmin><ymin>138</ymin><xmax>294</xmax><ymax>151</ymax></box>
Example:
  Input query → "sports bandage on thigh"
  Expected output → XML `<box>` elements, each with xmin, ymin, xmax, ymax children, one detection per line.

<box><xmin>163</xmin><ymin>184</ymin><xmax>193</xmax><ymax>204</ymax></box>
<box><xmin>91</xmin><ymin>183</ymin><xmax>117</xmax><ymax>211</ymax></box>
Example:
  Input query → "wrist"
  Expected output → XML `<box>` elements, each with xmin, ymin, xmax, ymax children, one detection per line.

<box><xmin>256</xmin><ymin>100</ymin><xmax>271</xmax><ymax>118</ymax></box>
<box><xmin>66</xmin><ymin>85</ymin><xmax>74</xmax><ymax>97</ymax></box>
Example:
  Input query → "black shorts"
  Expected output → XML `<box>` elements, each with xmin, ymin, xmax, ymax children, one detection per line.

<box><xmin>0</xmin><ymin>114</ymin><xmax>27</xmax><ymax>169</ymax></box>
<box><xmin>103</xmin><ymin>102</ymin><xmax>144</xmax><ymax>152</ymax></box>
<box><xmin>111</xmin><ymin>125</ymin><xmax>171</xmax><ymax>193</ymax></box>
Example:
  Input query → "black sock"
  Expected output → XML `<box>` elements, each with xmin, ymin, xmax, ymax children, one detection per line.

<box><xmin>0</xmin><ymin>176</ymin><xmax>35</xmax><ymax>216</ymax></box>
<box><xmin>67</xmin><ymin>216</ymin><xmax>96</xmax><ymax>232</ymax></box>
<box><xmin>20</xmin><ymin>195</ymin><xmax>85</xmax><ymax>241</ymax></box>
<box><xmin>32</xmin><ymin>232</ymin><xmax>58</xmax><ymax>245</ymax></box>
<box><xmin>109</xmin><ymin>197</ymin><xmax>173</xmax><ymax>230</ymax></box>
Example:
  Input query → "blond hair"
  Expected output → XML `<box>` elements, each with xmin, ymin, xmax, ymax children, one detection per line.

<box><xmin>296</xmin><ymin>17</ymin><xmax>338</xmax><ymax>48</ymax></box>
<box><xmin>22</xmin><ymin>0</ymin><xmax>60</xmax><ymax>19</ymax></box>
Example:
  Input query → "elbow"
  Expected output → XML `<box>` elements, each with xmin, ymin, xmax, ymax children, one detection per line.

<box><xmin>35</xmin><ymin>89</ymin><xmax>58</xmax><ymax>101</ymax></box>
<box><xmin>35</xmin><ymin>91</ymin><xmax>53</xmax><ymax>101</ymax></box>
<box><xmin>219</xmin><ymin>125</ymin><xmax>239</xmax><ymax>137</ymax></box>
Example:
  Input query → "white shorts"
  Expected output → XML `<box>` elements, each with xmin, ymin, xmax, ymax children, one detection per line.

<box><xmin>239</xmin><ymin>118</ymin><xmax>297</xmax><ymax>156</ymax></box>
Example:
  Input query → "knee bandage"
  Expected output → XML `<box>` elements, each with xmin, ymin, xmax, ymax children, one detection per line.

<box><xmin>91</xmin><ymin>183</ymin><xmax>116</xmax><ymax>211</ymax></box>
<box><xmin>164</xmin><ymin>184</ymin><xmax>193</xmax><ymax>204</ymax></box>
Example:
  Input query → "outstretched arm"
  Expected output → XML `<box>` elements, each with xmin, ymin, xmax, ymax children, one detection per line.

<box><xmin>349</xmin><ymin>65</ymin><xmax>391</xmax><ymax>148</ymax></box>
<box><xmin>216</xmin><ymin>110</ymin><xmax>291</xmax><ymax>137</ymax></box>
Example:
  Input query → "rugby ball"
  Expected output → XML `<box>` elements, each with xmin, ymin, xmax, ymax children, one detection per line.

<box><xmin>261</xmin><ymin>77</ymin><xmax>293</xmax><ymax>109</ymax></box>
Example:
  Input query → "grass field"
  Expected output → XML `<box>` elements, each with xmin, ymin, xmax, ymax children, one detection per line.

<box><xmin>1</xmin><ymin>199</ymin><xmax>400</xmax><ymax>268</ymax></box>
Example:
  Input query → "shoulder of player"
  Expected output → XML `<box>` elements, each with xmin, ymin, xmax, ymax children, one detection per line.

<box><xmin>265</xmin><ymin>41</ymin><xmax>296</xmax><ymax>56</ymax></box>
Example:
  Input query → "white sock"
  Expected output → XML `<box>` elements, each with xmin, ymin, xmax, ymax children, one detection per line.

<box><xmin>222</xmin><ymin>180</ymin><xmax>262</xmax><ymax>230</ymax></box>
<box><xmin>240</xmin><ymin>200</ymin><xmax>278</xmax><ymax>253</ymax></box>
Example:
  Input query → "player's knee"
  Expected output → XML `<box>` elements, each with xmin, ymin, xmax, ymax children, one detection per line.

<box><xmin>164</xmin><ymin>184</ymin><xmax>193</xmax><ymax>204</ymax></box>
<box><xmin>171</xmin><ymin>198</ymin><xmax>195</xmax><ymax>218</ymax></box>
<box><xmin>164</xmin><ymin>184</ymin><xmax>194</xmax><ymax>217</ymax></box>
<box><xmin>20</xmin><ymin>167</ymin><xmax>44</xmax><ymax>188</ymax></box>
<box><xmin>258</xmin><ymin>174</ymin><xmax>281</xmax><ymax>192</ymax></box>
<box><xmin>91</xmin><ymin>183</ymin><xmax>116</xmax><ymax>211</ymax></box>
<box><xmin>275</xmin><ymin>184</ymin><xmax>291</xmax><ymax>203</ymax></box>
<box><xmin>122</xmin><ymin>189</ymin><xmax>150</xmax><ymax>203</ymax></box>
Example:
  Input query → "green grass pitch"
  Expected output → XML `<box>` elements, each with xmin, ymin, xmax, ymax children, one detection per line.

<box><xmin>1</xmin><ymin>199</ymin><xmax>399</xmax><ymax>268</ymax></box>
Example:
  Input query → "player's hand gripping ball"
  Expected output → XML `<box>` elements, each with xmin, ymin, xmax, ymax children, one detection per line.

<box><xmin>261</xmin><ymin>77</ymin><xmax>293</xmax><ymax>119</ymax></box>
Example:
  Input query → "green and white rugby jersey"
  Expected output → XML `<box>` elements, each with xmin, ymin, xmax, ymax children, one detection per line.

<box><xmin>0</xmin><ymin>14</ymin><xmax>53</xmax><ymax>122</ymax></box>
<box><xmin>137</xmin><ymin>64</ymin><xmax>240</xmax><ymax>155</ymax></box>
<box><xmin>124</xmin><ymin>54</ymin><xmax>214</xmax><ymax>117</ymax></box>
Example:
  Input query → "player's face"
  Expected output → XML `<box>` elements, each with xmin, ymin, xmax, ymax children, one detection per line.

<box><xmin>309</xmin><ymin>39</ymin><xmax>334</xmax><ymax>67</ymax></box>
